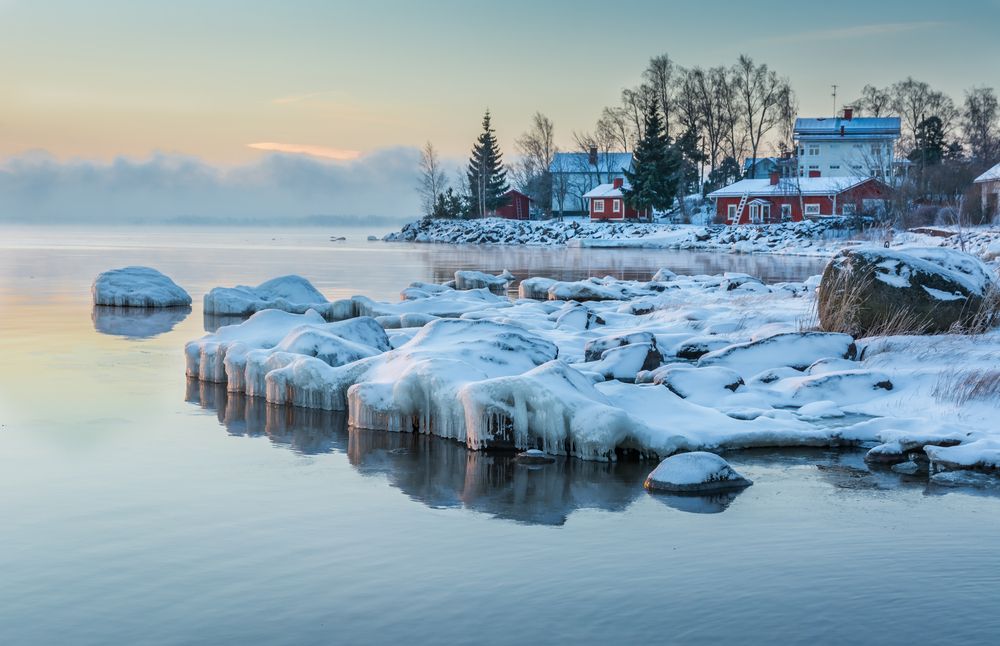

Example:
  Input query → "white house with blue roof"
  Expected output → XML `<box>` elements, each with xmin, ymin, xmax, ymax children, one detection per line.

<box><xmin>793</xmin><ymin>108</ymin><xmax>901</xmax><ymax>181</ymax></box>
<box><xmin>549</xmin><ymin>147</ymin><xmax>634</xmax><ymax>216</ymax></box>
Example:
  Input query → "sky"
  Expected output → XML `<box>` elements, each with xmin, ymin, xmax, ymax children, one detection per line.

<box><xmin>1</xmin><ymin>0</ymin><xmax>999</xmax><ymax>220</ymax></box>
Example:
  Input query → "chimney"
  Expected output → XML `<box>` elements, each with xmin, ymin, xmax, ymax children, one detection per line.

<box><xmin>769</xmin><ymin>171</ymin><xmax>780</xmax><ymax>186</ymax></box>
<box><xmin>588</xmin><ymin>146</ymin><xmax>598</xmax><ymax>166</ymax></box>
<box><xmin>613</xmin><ymin>177</ymin><xmax>624</xmax><ymax>189</ymax></box>
<box><xmin>843</xmin><ymin>107</ymin><xmax>854</xmax><ymax>121</ymax></box>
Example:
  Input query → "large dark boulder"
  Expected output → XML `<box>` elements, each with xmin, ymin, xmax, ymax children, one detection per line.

<box><xmin>818</xmin><ymin>247</ymin><xmax>995</xmax><ymax>336</ymax></box>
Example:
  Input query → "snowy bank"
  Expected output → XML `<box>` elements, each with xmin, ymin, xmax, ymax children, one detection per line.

<box><xmin>183</xmin><ymin>265</ymin><xmax>1000</xmax><ymax>469</ymax></box>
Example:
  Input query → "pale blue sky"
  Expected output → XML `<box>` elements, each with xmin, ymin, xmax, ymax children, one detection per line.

<box><xmin>2</xmin><ymin>0</ymin><xmax>998</xmax><ymax>163</ymax></box>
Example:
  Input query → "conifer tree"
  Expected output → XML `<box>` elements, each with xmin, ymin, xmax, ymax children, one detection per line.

<box><xmin>467</xmin><ymin>110</ymin><xmax>510</xmax><ymax>217</ymax></box>
<box><xmin>624</xmin><ymin>101</ymin><xmax>682</xmax><ymax>212</ymax></box>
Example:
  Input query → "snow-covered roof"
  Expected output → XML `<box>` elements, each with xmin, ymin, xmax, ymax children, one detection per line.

<box><xmin>974</xmin><ymin>162</ymin><xmax>1000</xmax><ymax>183</ymax></box>
<box><xmin>794</xmin><ymin>116</ymin><xmax>900</xmax><ymax>141</ymax></box>
<box><xmin>583</xmin><ymin>182</ymin><xmax>631</xmax><ymax>198</ymax></box>
<box><xmin>550</xmin><ymin>152</ymin><xmax>633</xmax><ymax>174</ymax></box>
<box><xmin>707</xmin><ymin>176</ymin><xmax>877</xmax><ymax>199</ymax></box>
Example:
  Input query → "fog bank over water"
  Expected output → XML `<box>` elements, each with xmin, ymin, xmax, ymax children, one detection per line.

<box><xmin>0</xmin><ymin>148</ymin><xmax>422</xmax><ymax>224</ymax></box>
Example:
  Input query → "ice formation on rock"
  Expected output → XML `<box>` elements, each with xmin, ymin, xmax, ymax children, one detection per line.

<box><xmin>183</xmin><ymin>266</ymin><xmax>1000</xmax><ymax>469</ymax></box>
<box><xmin>203</xmin><ymin>275</ymin><xmax>338</xmax><ymax>317</ymax></box>
<box><xmin>92</xmin><ymin>266</ymin><xmax>191</xmax><ymax>308</ymax></box>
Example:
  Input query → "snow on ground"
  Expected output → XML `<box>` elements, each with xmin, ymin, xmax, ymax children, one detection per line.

<box><xmin>92</xmin><ymin>266</ymin><xmax>191</xmax><ymax>307</ymax></box>
<box><xmin>183</xmin><ymin>266</ymin><xmax>1000</xmax><ymax>472</ymax></box>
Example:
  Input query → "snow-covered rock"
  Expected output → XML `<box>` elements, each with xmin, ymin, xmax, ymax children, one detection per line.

<box><xmin>644</xmin><ymin>452</ymin><xmax>753</xmax><ymax>493</ymax></box>
<box><xmin>698</xmin><ymin>332</ymin><xmax>857</xmax><ymax>378</ymax></box>
<box><xmin>818</xmin><ymin>247</ymin><xmax>996</xmax><ymax>335</ymax></box>
<box><xmin>204</xmin><ymin>275</ymin><xmax>331</xmax><ymax>317</ymax></box>
<box><xmin>453</xmin><ymin>270</ymin><xmax>511</xmax><ymax>294</ymax></box>
<box><xmin>92</xmin><ymin>266</ymin><xmax>191</xmax><ymax>307</ymax></box>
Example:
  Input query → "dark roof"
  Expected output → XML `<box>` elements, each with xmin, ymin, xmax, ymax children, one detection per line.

<box><xmin>794</xmin><ymin>116</ymin><xmax>901</xmax><ymax>141</ymax></box>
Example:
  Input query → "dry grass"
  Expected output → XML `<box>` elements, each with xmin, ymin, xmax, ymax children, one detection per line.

<box><xmin>933</xmin><ymin>368</ymin><xmax>1000</xmax><ymax>406</ymax></box>
<box><xmin>814</xmin><ymin>266</ymin><xmax>934</xmax><ymax>337</ymax></box>
<box><xmin>950</xmin><ymin>280</ymin><xmax>1000</xmax><ymax>334</ymax></box>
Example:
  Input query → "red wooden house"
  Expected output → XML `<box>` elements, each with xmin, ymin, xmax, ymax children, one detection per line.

<box><xmin>707</xmin><ymin>173</ymin><xmax>890</xmax><ymax>225</ymax></box>
<box><xmin>584</xmin><ymin>178</ymin><xmax>650</xmax><ymax>221</ymax></box>
<box><xmin>494</xmin><ymin>189</ymin><xmax>533</xmax><ymax>220</ymax></box>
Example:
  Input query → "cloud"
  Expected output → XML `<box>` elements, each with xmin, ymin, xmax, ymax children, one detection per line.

<box><xmin>0</xmin><ymin>148</ymin><xmax>421</xmax><ymax>223</ymax></box>
<box><xmin>247</xmin><ymin>142</ymin><xmax>361</xmax><ymax>160</ymax></box>
<box><xmin>765</xmin><ymin>21</ymin><xmax>944</xmax><ymax>44</ymax></box>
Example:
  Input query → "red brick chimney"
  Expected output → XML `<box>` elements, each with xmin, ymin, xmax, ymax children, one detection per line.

<box><xmin>613</xmin><ymin>177</ymin><xmax>624</xmax><ymax>189</ymax></box>
<box><xmin>769</xmin><ymin>171</ymin><xmax>780</xmax><ymax>185</ymax></box>
<box><xmin>843</xmin><ymin>107</ymin><xmax>854</xmax><ymax>121</ymax></box>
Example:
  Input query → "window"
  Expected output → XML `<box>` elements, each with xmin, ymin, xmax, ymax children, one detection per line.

<box><xmin>593</xmin><ymin>199</ymin><xmax>604</xmax><ymax>213</ymax></box>
<box><xmin>842</xmin><ymin>203</ymin><xmax>856</xmax><ymax>215</ymax></box>
<box><xmin>809</xmin><ymin>146</ymin><xmax>820</xmax><ymax>156</ymax></box>
<box><xmin>829</xmin><ymin>165</ymin><xmax>841</xmax><ymax>170</ymax></box>
<box><xmin>871</xmin><ymin>145</ymin><xmax>880</xmax><ymax>155</ymax></box>
<box><xmin>612</xmin><ymin>199</ymin><xmax>621</xmax><ymax>213</ymax></box>
<box><xmin>781</xmin><ymin>204</ymin><xmax>793</xmax><ymax>221</ymax></box>
<box><xmin>760</xmin><ymin>204</ymin><xmax>771</xmax><ymax>223</ymax></box>
<box><xmin>749</xmin><ymin>204</ymin><xmax>759</xmax><ymax>222</ymax></box>
<box><xmin>852</xmin><ymin>165</ymin><xmax>863</xmax><ymax>170</ymax></box>
<box><xmin>804</xmin><ymin>203</ymin><xmax>821</xmax><ymax>216</ymax></box>
<box><xmin>727</xmin><ymin>204</ymin><xmax>737</xmax><ymax>220</ymax></box>
<box><xmin>809</xmin><ymin>165</ymin><xmax>819</xmax><ymax>169</ymax></box>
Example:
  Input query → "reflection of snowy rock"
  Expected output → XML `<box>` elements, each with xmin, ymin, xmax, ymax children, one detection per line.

<box><xmin>92</xmin><ymin>266</ymin><xmax>191</xmax><ymax>307</ymax></box>
<box><xmin>92</xmin><ymin>305</ymin><xmax>191</xmax><ymax>339</ymax></box>
<box><xmin>204</xmin><ymin>275</ymin><xmax>332</xmax><ymax>317</ymax></box>
<box><xmin>651</xmin><ymin>490</ymin><xmax>746</xmax><ymax>514</ymax></box>
<box><xmin>644</xmin><ymin>452</ymin><xmax>752</xmax><ymax>493</ymax></box>
<box><xmin>818</xmin><ymin>247</ymin><xmax>995</xmax><ymax>335</ymax></box>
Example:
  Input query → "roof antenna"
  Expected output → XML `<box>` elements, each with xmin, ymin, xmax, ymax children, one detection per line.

<box><xmin>831</xmin><ymin>84</ymin><xmax>838</xmax><ymax>116</ymax></box>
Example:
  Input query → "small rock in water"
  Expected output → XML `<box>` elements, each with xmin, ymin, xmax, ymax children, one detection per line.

<box><xmin>367</xmin><ymin>235</ymin><xmax>378</xmax><ymax>241</ymax></box>
<box><xmin>516</xmin><ymin>449</ymin><xmax>556</xmax><ymax>464</ymax></box>
<box><xmin>891</xmin><ymin>460</ymin><xmax>924</xmax><ymax>475</ymax></box>
<box><xmin>644</xmin><ymin>451</ymin><xmax>752</xmax><ymax>493</ymax></box>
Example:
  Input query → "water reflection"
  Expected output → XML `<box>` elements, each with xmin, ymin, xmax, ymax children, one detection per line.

<box><xmin>185</xmin><ymin>380</ymin><xmax>649</xmax><ymax>525</ymax></box>
<box><xmin>650</xmin><ymin>490</ymin><xmax>745</xmax><ymax>514</ymax></box>
<box><xmin>92</xmin><ymin>305</ymin><xmax>191</xmax><ymax>339</ymax></box>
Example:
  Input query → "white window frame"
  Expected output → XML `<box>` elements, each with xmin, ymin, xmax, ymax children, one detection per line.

<box><xmin>804</xmin><ymin>203</ymin><xmax>821</xmax><ymax>216</ymax></box>
<box><xmin>593</xmin><ymin>199</ymin><xmax>604</xmax><ymax>213</ymax></box>
<box><xmin>809</xmin><ymin>146</ymin><xmax>820</xmax><ymax>156</ymax></box>
<box><xmin>727</xmin><ymin>204</ymin><xmax>737</xmax><ymax>220</ymax></box>
<box><xmin>781</xmin><ymin>204</ymin><xmax>793</xmax><ymax>220</ymax></box>
<box><xmin>749</xmin><ymin>203</ymin><xmax>759</xmax><ymax>222</ymax></box>
<box><xmin>612</xmin><ymin>199</ymin><xmax>621</xmax><ymax>213</ymax></box>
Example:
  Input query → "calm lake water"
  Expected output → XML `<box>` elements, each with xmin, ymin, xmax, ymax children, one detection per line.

<box><xmin>1</xmin><ymin>225</ymin><xmax>999</xmax><ymax>645</ymax></box>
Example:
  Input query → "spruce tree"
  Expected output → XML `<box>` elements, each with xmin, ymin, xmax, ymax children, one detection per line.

<box><xmin>624</xmin><ymin>101</ymin><xmax>682</xmax><ymax>213</ymax></box>
<box><xmin>467</xmin><ymin>110</ymin><xmax>510</xmax><ymax>218</ymax></box>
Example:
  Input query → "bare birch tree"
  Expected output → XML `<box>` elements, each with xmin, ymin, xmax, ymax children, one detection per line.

<box><xmin>644</xmin><ymin>54</ymin><xmax>677</xmax><ymax>138</ymax></box>
<box><xmin>731</xmin><ymin>55</ymin><xmax>794</xmax><ymax>179</ymax></box>
<box><xmin>514</xmin><ymin>112</ymin><xmax>557</xmax><ymax>216</ymax></box>
<box><xmin>417</xmin><ymin>141</ymin><xmax>447</xmax><ymax>218</ymax></box>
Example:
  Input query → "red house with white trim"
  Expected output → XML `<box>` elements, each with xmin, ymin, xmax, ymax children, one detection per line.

<box><xmin>707</xmin><ymin>172</ymin><xmax>891</xmax><ymax>225</ymax></box>
<box><xmin>584</xmin><ymin>178</ymin><xmax>651</xmax><ymax>221</ymax></box>
<box><xmin>494</xmin><ymin>189</ymin><xmax>533</xmax><ymax>220</ymax></box>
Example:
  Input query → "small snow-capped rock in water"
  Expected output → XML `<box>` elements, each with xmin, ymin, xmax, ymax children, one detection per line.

<box><xmin>644</xmin><ymin>451</ymin><xmax>753</xmax><ymax>493</ymax></box>
<box><xmin>516</xmin><ymin>449</ymin><xmax>556</xmax><ymax>464</ymax></box>
<box><xmin>92</xmin><ymin>266</ymin><xmax>192</xmax><ymax>308</ymax></box>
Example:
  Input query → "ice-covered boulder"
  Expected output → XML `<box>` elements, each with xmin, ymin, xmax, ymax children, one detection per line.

<box><xmin>92</xmin><ymin>266</ymin><xmax>191</xmax><ymax>308</ymax></box>
<box><xmin>698</xmin><ymin>332</ymin><xmax>857</xmax><ymax>379</ymax></box>
<box><xmin>644</xmin><ymin>452</ymin><xmax>753</xmax><ymax>493</ymax></box>
<box><xmin>818</xmin><ymin>247</ymin><xmax>996</xmax><ymax>335</ymax></box>
<box><xmin>185</xmin><ymin>309</ymin><xmax>326</xmax><ymax>382</ymax></box>
<box><xmin>352</xmin><ymin>288</ymin><xmax>510</xmax><ymax>319</ymax></box>
<box><xmin>583</xmin><ymin>331</ymin><xmax>658</xmax><ymax>362</ymax></box>
<box><xmin>518</xmin><ymin>277</ymin><xmax>557</xmax><ymax>300</ymax></box>
<box><xmin>925</xmin><ymin>439</ymin><xmax>1000</xmax><ymax>472</ymax></box>
<box><xmin>454</xmin><ymin>270</ymin><xmax>511</xmax><ymax>294</ymax></box>
<box><xmin>204</xmin><ymin>275</ymin><xmax>331</xmax><ymax>317</ymax></box>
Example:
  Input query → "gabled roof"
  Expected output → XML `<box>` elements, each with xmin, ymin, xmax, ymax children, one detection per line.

<box><xmin>974</xmin><ymin>162</ymin><xmax>1000</xmax><ymax>183</ymax></box>
<box><xmin>707</xmin><ymin>176</ymin><xmax>881</xmax><ymax>199</ymax></box>
<box><xmin>549</xmin><ymin>152</ymin><xmax>633</xmax><ymax>174</ymax></box>
<box><xmin>583</xmin><ymin>181</ymin><xmax>631</xmax><ymax>198</ymax></box>
<box><xmin>794</xmin><ymin>116</ymin><xmax>901</xmax><ymax>141</ymax></box>
<box><xmin>742</xmin><ymin>157</ymin><xmax>780</xmax><ymax>171</ymax></box>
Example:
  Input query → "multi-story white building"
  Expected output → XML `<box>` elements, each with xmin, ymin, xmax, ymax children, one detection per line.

<box><xmin>793</xmin><ymin>109</ymin><xmax>901</xmax><ymax>181</ymax></box>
